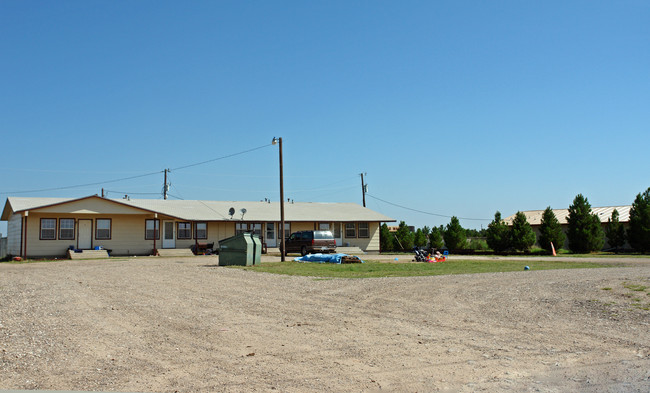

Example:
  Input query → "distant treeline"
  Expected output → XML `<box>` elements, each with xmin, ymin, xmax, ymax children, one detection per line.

<box><xmin>381</xmin><ymin>187</ymin><xmax>650</xmax><ymax>254</ymax></box>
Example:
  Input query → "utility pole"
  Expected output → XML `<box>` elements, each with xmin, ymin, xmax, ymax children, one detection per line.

<box><xmin>272</xmin><ymin>137</ymin><xmax>285</xmax><ymax>261</ymax></box>
<box><xmin>163</xmin><ymin>169</ymin><xmax>170</xmax><ymax>200</ymax></box>
<box><xmin>360</xmin><ymin>172</ymin><xmax>367</xmax><ymax>207</ymax></box>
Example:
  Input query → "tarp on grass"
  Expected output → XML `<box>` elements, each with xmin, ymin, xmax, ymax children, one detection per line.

<box><xmin>293</xmin><ymin>253</ymin><xmax>364</xmax><ymax>264</ymax></box>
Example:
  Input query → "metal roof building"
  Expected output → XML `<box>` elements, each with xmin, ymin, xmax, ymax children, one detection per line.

<box><xmin>503</xmin><ymin>206</ymin><xmax>631</xmax><ymax>226</ymax></box>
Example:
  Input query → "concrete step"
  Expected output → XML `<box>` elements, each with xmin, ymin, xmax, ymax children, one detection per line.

<box><xmin>68</xmin><ymin>249</ymin><xmax>110</xmax><ymax>260</ymax></box>
<box><xmin>156</xmin><ymin>248</ymin><xmax>195</xmax><ymax>257</ymax></box>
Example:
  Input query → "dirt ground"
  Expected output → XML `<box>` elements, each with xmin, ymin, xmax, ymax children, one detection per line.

<box><xmin>1</xmin><ymin>255</ymin><xmax>649</xmax><ymax>392</ymax></box>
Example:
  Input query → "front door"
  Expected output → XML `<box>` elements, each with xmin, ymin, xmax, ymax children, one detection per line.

<box><xmin>265</xmin><ymin>223</ymin><xmax>276</xmax><ymax>247</ymax></box>
<box><xmin>162</xmin><ymin>221</ymin><xmax>175</xmax><ymax>249</ymax></box>
<box><xmin>78</xmin><ymin>219</ymin><xmax>92</xmax><ymax>249</ymax></box>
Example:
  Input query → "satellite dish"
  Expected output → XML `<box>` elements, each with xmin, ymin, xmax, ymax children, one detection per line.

<box><xmin>241</xmin><ymin>208</ymin><xmax>247</xmax><ymax>215</ymax></box>
<box><xmin>229</xmin><ymin>207</ymin><xmax>235</xmax><ymax>217</ymax></box>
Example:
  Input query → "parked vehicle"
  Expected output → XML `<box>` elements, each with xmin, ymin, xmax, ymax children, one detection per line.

<box><xmin>283</xmin><ymin>230</ymin><xmax>337</xmax><ymax>256</ymax></box>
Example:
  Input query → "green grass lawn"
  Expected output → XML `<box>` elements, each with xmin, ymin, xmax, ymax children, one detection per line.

<box><xmin>234</xmin><ymin>259</ymin><xmax>612</xmax><ymax>278</ymax></box>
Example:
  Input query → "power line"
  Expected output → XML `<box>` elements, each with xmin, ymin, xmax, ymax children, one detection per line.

<box><xmin>2</xmin><ymin>143</ymin><xmax>272</xmax><ymax>196</ymax></box>
<box><xmin>171</xmin><ymin>143</ymin><xmax>271</xmax><ymax>171</ymax></box>
<box><xmin>366</xmin><ymin>193</ymin><xmax>491</xmax><ymax>221</ymax></box>
<box><xmin>1</xmin><ymin>171</ymin><xmax>163</xmax><ymax>195</ymax></box>
<box><xmin>105</xmin><ymin>190</ymin><xmax>161</xmax><ymax>196</ymax></box>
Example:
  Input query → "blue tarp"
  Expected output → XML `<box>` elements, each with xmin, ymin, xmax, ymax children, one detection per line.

<box><xmin>293</xmin><ymin>253</ymin><xmax>364</xmax><ymax>264</ymax></box>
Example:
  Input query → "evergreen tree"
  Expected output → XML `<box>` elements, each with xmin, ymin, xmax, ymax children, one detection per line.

<box><xmin>538</xmin><ymin>207</ymin><xmax>565</xmax><ymax>253</ymax></box>
<box><xmin>444</xmin><ymin>216</ymin><xmax>467</xmax><ymax>251</ymax></box>
<box><xmin>395</xmin><ymin>221</ymin><xmax>414</xmax><ymax>251</ymax></box>
<box><xmin>627</xmin><ymin>188</ymin><xmax>650</xmax><ymax>252</ymax></box>
<box><xmin>605</xmin><ymin>209</ymin><xmax>626</xmax><ymax>252</ymax></box>
<box><xmin>486</xmin><ymin>211</ymin><xmax>511</xmax><ymax>252</ymax></box>
<box><xmin>413</xmin><ymin>228</ymin><xmax>427</xmax><ymax>248</ymax></box>
<box><xmin>428</xmin><ymin>226</ymin><xmax>444</xmax><ymax>250</ymax></box>
<box><xmin>422</xmin><ymin>226</ymin><xmax>431</xmax><ymax>240</ymax></box>
<box><xmin>567</xmin><ymin>194</ymin><xmax>604</xmax><ymax>253</ymax></box>
<box><xmin>380</xmin><ymin>223</ymin><xmax>394</xmax><ymax>252</ymax></box>
<box><xmin>510</xmin><ymin>211</ymin><xmax>536</xmax><ymax>252</ymax></box>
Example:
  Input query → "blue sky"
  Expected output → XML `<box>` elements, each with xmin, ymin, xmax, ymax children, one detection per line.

<box><xmin>1</xmin><ymin>1</ymin><xmax>649</xmax><ymax>234</ymax></box>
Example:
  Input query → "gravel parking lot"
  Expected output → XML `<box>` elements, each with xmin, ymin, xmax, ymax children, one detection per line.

<box><xmin>1</xmin><ymin>256</ymin><xmax>649</xmax><ymax>392</ymax></box>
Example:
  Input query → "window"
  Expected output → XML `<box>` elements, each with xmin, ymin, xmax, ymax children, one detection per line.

<box><xmin>59</xmin><ymin>218</ymin><xmax>75</xmax><ymax>240</ymax></box>
<box><xmin>236</xmin><ymin>223</ymin><xmax>262</xmax><ymax>236</ymax></box>
<box><xmin>40</xmin><ymin>218</ymin><xmax>56</xmax><ymax>240</ymax></box>
<box><xmin>177</xmin><ymin>222</ymin><xmax>192</xmax><ymax>239</ymax></box>
<box><xmin>145</xmin><ymin>219</ymin><xmax>160</xmax><ymax>240</ymax></box>
<box><xmin>345</xmin><ymin>223</ymin><xmax>356</xmax><ymax>238</ymax></box>
<box><xmin>195</xmin><ymin>222</ymin><xmax>207</xmax><ymax>239</ymax></box>
<box><xmin>96</xmin><ymin>219</ymin><xmax>111</xmax><ymax>240</ymax></box>
<box><xmin>277</xmin><ymin>222</ymin><xmax>291</xmax><ymax>240</ymax></box>
<box><xmin>235</xmin><ymin>222</ymin><xmax>247</xmax><ymax>235</ymax></box>
<box><xmin>358</xmin><ymin>222</ymin><xmax>369</xmax><ymax>238</ymax></box>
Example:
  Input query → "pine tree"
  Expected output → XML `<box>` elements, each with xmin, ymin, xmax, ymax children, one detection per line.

<box><xmin>627</xmin><ymin>188</ymin><xmax>650</xmax><ymax>252</ymax></box>
<box><xmin>486</xmin><ymin>211</ymin><xmax>511</xmax><ymax>252</ymax></box>
<box><xmin>538</xmin><ymin>207</ymin><xmax>565</xmax><ymax>253</ymax></box>
<box><xmin>380</xmin><ymin>223</ymin><xmax>394</xmax><ymax>252</ymax></box>
<box><xmin>510</xmin><ymin>211</ymin><xmax>536</xmax><ymax>252</ymax></box>
<box><xmin>605</xmin><ymin>209</ymin><xmax>626</xmax><ymax>252</ymax></box>
<box><xmin>428</xmin><ymin>226</ymin><xmax>444</xmax><ymax>250</ymax></box>
<box><xmin>444</xmin><ymin>216</ymin><xmax>467</xmax><ymax>252</ymax></box>
<box><xmin>413</xmin><ymin>228</ymin><xmax>427</xmax><ymax>248</ymax></box>
<box><xmin>395</xmin><ymin>221</ymin><xmax>414</xmax><ymax>251</ymax></box>
<box><xmin>567</xmin><ymin>194</ymin><xmax>604</xmax><ymax>253</ymax></box>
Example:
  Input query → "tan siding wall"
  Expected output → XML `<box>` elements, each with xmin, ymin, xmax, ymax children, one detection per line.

<box><xmin>101</xmin><ymin>215</ymin><xmax>157</xmax><ymax>255</ymax></box>
<box><xmin>342</xmin><ymin>222</ymin><xmax>380</xmax><ymax>252</ymax></box>
<box><xmin>289</xmin><ymin>222</ymin><xmax>314</xmax><ymax>232</ymax></box>
<box><xmin>8</xmin><ymin>214</ymin><xmax>22</xmax><ymax>256</ymax></box>
<box><xmin>173</xmin><ymin>222</ymin><xmax>235</xmax><ymax>250</ymax></box>
<box><xmin>23</xmin><ymin>213</ymin><xmax>155</xmax><ymax>257</ymax></box>
<box><xmin>24</xmin><ymin>214</ymin><xmax>75</xmax><ymax>257</ymax></box>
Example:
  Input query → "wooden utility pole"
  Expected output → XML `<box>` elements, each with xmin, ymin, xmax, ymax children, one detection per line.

<box><xmin>360</xmin><ymin>173</ymin><xmax>366</xmax><ymax>207</ymax></box>
<box><xmin>272</xmin><ymin>137</ymin><xmax>285</xmax><ymax>261</ymax></box>
<box><xmin>163</xmin><ymin>169</ymin><xmax>169</xmax><ymax>200</ymax></box>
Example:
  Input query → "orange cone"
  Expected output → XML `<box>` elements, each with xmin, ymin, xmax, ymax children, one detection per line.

<box><xmin>551</xmin><ymin>242</ymin><xmax>556</xmax><ymax>256</ymax></box>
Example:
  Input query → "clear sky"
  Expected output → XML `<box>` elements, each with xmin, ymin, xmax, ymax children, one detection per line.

<box><xmin>1</xmin><ymin>1</ymin><xmax>649</xmax><ymax>235</ymax></box>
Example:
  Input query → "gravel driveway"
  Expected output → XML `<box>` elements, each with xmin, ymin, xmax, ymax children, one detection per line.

<box><xmin>1</xmin><ymin>256</ymin><xmax>649</xmax><ymax>392</ymax></box>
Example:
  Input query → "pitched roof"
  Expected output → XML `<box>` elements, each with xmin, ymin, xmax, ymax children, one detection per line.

<box><xmin>2</xmin><ymin>196</ymin><xmax>395</xmax><ymax>223</ymax></box>
<box><xmin>503</xmin><ymin>206</ymin><xmax>631</xmax><ymax>226</ymax></box>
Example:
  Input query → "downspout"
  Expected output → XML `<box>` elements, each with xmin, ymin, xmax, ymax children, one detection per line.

<box><xmin>153</xmin><ymin>214</ymin><xmax>157</xmax><ymax>255</ymax></box>
<box><xmin>19</xmin><ymin>215</ymin><xmax>24</xmax><ymax>258</ymax></box>
<box><xmin>23</xmin><ymin>211</ymin><xmax>29</xmax><ymax>259</ymax></box>
<box><xmin>194</xmin><ymin>221</ymin><xmax>198</xmax><ymax>255</ymax></box>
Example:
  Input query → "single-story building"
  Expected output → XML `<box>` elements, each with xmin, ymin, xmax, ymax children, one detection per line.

<box><xmin>1</xmin><ymin>195</ymin><xmax>395</xmax><ymax>258</ymax></box>
<box><xmin>503</xmin><ymin>206</ymin><xmax>631</xmax><ymax>250</ymax></box>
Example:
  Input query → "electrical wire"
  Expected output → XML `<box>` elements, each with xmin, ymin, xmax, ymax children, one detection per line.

<box><xmin>1</xmin><ymin>171</ymin><xmax>163</xmax><ymax>195</ymax></box>
<box><xmin>171</xmin><ymin>143</ymin><xmax>271</xmax><ymax>171</ymax></box>
<box><xmin>2</xmin><ymin>143</ymin><xmax>272</xmax><ymax>196</ymax></box>
<box><xmin>105</xmin><ymin>190</ymin><xmax>161</xmax><ymax>196</ymax></box>
<box><xmin>366</xmin><ymin>193</ymin><xmax>491</xmax><ymax>221</ymax></box>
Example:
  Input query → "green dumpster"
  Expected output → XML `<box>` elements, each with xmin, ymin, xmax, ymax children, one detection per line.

<box><xmin>218</xmin><ymin>233</ymin><xmax>262</xmax><ymax>266</ymax></box>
